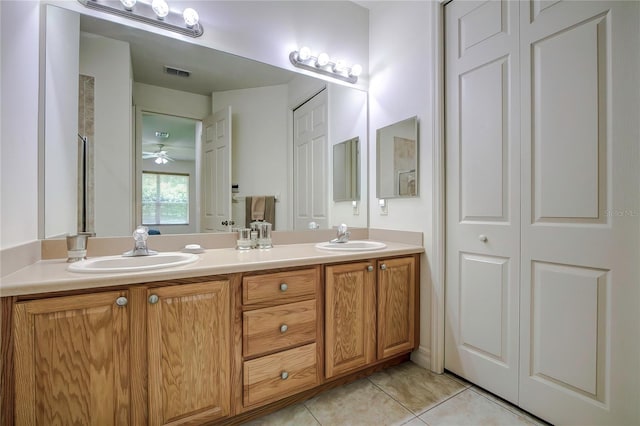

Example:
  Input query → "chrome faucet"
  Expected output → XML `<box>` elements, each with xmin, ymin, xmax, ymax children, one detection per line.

<box><xmin>330</xmin><ymin>223</ymin><xmax>351</xmax><ymax>243</ymax></box>
<box><xmin>123</xmin><ymin>226</ymin><xmax>158</xmax><ymax>256</ymax></box>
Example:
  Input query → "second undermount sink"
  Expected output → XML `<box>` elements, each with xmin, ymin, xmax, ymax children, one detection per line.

<box><xmin>315</xmin><ymin>240</ymin><xmax>387</xmax><ymax>251</ymax></box>
<box><xmin>67</xmin><ymin>252</ymin><xmax>199</xmax><ymax>273</ymax></box>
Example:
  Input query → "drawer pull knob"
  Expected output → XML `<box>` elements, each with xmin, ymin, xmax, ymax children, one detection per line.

<box><xmin>281</xmin><ymin>371</ymin><xmax>289</xmax><ymax>380</ymax></box>
<box><xmin>148</xmin><ymin>294</ymin><xmax>159</xmax><ymax>304</ymax></box>
<box><xmin>280</xmin><ymin>324</ymin><xmax>288</xmax><ymax>333</ymax></box>
<box><xmin>479</xmin><ymin>234</ymin><xmax>488</xmax><ymax>243</ymax></box>
<box><xmin>280</xmin><ymin>283</ymin><xmax>288</xmax><ymax>292</ymax></box>
<box><xmin>380</xmin><ymin>264</ymin><xmax>387</xmax><ymax>271</ymax></box>
<box><xmin>115</xmin><ymin>296</ymin><xmax>128</xmax><ymax>307</ymax></box>
<box><xmin>367</xmin><ymin>265</ymin><xmax>374</xmax><ymax>272</ymax></box>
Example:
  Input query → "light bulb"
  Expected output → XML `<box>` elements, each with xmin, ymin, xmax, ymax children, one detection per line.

<box><xmin>155</xmin><ymin>157</ymin><xmax>163</xmax><ymax>164</ymax></box>
<box><xmin>120</xmin><ymin>0</ymin><xmax>136</xmax><ymax>11</ymax></box>
<box><xmin>151</xmin><ymin>0</ymin><xmax>169</xmax><ymax>20</ymax></box>
<box><xmin>298</xmin><ymin>46</ymin><xmax>311</xmax><ymax>61</ymax></box>
<box><xmin>333</xmin><ymin>60</ymin><xmax>345</xmax><ymax>73</ymax></box>
<box><xmin>183</xmin><ymin>8</ymin><xmax>199</xmax><ymax>27</ymax></box>
<box><xmin>316</xmin><ymin>52</ymin><xmax>330</xmax><ymax>67</ymax></box>
<box><xmin>349</xmin><ymin>64</ymin><xmax>363</xmax><ymax>77</ymax></box>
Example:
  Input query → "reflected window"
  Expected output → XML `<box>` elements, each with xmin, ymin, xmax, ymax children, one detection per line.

<box><xmin>142</xmin><ymin>172</ymin><xmax>189</xmax><ymax>225</ymax></box>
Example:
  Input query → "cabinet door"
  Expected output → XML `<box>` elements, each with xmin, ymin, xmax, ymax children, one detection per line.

<box><xmin>13</xmin><ymin>291</ymin><xmax>130</xmax><ymax>425</ymax></box>
<box><xmin>378</xmin><ymin>257</ymin><xmax>416</xmax><ymax>359</ymax></box>
<box><xmin>147</xmin><ymin>281</ymin><xmax>231</xmax><ymax>425</ymax></box>
<box><xmin>325</xmin><ymin>261</ymin><xmax>376</xmax><ymax>378</ymax></box>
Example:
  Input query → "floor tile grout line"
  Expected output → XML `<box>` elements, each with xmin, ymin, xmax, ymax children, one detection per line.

<box><xmin>366</xmin><ymin>374</ymin><xmax>469</xmax><ymax>419</ymax></box>
<box><xmin>301</xmin><ymin>402</ymin><xmax>323</xmax><ymax>426</ymax></box>
<box><xmin>467</xmin><ymin>386</ymin><xmax>549</xmax><ymax>425</ymax></box>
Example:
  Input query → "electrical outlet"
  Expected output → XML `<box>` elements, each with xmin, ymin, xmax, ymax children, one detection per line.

<box><xmin>379</xmin><ymin>199</ymin><xmax>388</xmax><ymax>215</ymax></box>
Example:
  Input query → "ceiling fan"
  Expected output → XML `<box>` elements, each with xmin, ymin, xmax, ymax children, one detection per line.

<box><xmin>142</xmin><ymin>144</ymin><xmax>174</xmax><ymax>164</ymax></box>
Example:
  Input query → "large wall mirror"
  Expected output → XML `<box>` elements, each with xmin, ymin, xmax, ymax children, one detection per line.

<box><xmin>42</xmin><ymin>5</ymin><xmax>368</xmax><ymax>239</ymax></box>
<box><xmin>376</xmin><ymin>116</ymin><xmax>418</xmax><ymax>199</ymax></box>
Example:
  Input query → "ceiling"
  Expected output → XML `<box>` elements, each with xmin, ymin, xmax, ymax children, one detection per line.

<box><xmin>80</xmin><ymin>14</ymin><xmax>298</xmax><ymax>96</ymax></box>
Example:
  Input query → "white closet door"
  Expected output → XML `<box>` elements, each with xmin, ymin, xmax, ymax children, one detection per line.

<box><xmin>293</xmin><ymin>90</ymin><xmax>328</xmax><ymax>230</ymax></box>
<box><xmin>444</xmin><ymin>0</ymin><xmax>521</xmax><ymax>404</ymax></box>
<box><xmin>519</xmin><ymin>1</ymin><xmax>639</xmax><ymax>424</ymax></box>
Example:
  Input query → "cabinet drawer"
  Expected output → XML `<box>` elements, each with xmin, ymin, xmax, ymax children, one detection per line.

<box><xmin>244</xmin><ymin>299</ymin><xmax>316</xmax><ymax>357</ymax></box>
<box><xmin>243</xmin><ymin>343</ymin><xmax>318</xmax><ymax>407</ymax></box>
<box><xmin>243</xmin><ymin>268</ymin><xmax>317</xmax><ymax>305</ymax></box>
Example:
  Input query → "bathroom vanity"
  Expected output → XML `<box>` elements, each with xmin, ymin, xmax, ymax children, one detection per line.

<box><xmin>0</xmin><ymin>241</ymin><xmax>421</xmax><ymax>425</ymax></box>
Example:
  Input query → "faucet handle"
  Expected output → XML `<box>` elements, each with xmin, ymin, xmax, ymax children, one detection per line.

<box><xmin>133</xmin><ymin>225</ymin><xmax>149</xmax><ymax>241</ymax></box>
<box><xmin>337</xmin><ymin>223</ymin><xmax>348</xmax><ymax>234</ymax></box>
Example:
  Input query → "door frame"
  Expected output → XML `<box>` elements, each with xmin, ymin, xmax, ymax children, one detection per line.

<box><xmin>429</xmin><ymin>0</ymin><xmax>447</xmax><ymax>374</ymax></box>
<box><xmin>134</xmin><ymin>106</ymin><xmax>203</xmax><ymax>233</ymax></box>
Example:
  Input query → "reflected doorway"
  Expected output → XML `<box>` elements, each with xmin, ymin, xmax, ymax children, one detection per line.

<box><xmin>136</xmin><ymin>111</ymin><xmax>202</xmax><ymax>235</ymax></box>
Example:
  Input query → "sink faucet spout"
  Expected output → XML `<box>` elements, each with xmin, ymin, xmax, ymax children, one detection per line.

<box><xmin>123</xmin><ymin>226</ymin><xmax>158</xmax><ymax>256</ymax></box>
<box><xmin>330</xmin><ymin>223</ymin><xmax>351</xmax><ymax>243</ymax></box>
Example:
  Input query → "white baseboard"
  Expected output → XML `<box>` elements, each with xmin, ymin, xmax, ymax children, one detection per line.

<box><xmin>410</xmin><ymin>345</ymin><xmax>431</xmax><ymax>371</ymax></box>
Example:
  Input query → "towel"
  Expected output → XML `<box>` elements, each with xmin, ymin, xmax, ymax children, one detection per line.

<box><xmin>251</xmin><ymin>196</ymin><xmax>266</xmax><ymax>221</ymax></box>
<box><xmin>245</xmin><ymin>196</ymin><xmax>276</xmax><ymax>229</ymax></box>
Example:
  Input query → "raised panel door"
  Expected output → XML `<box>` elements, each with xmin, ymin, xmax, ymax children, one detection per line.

<box><xmin>13</xmin><ymin>291</ymin><xmax>130</xmax><ymax>425</ymax></box>
<box><xmin>377</xmin><ymin>256</ymin><xmax>417</xmax><ymax>359</ymax></box>
<box><xmin>147</xmin><ymin>281</ymin><xmax>231</xmax><ymax>425</ymax></box>
<box><xmin>325</xmin><ymin>261</ymin><xmax>376</xmax><ymax>378</ymax></box>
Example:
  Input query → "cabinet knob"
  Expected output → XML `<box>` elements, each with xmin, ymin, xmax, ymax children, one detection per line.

<box><xmin>367</xmin><ymin>265</ymin><xmax>374</xmax><ymax>272</ymax></box>
<box><xmin>281</xmin><ymin>371</ymin><xmax>289</xmax><ymax>380</ymax></box>
<box><xmin>479</xmin><ymin>234</ymin><xmax>488</xmax><ymax>243</ymax></box>
<box><xmin>148</xmin><ymin>294</ymin><xmax>159</xmax><ymax>304</ymax></box>
<box><xmin>280</xmin><ymin>324</ymin><xmax>288</xmax><ymax>333</ymax></box>
<box><xmin>380</xmin><ymin>264</ymin><xmax>387</xmax><ymax>270</ymax></box>
<box><xmin>115</xmin><ymin>296</ymin><xmax>128</xmax><ymax>307</ymax></box>
<box><xmin>279</xmin><ymin>283</ymin><xmax>288</xmax><ymax>292</ymax></box>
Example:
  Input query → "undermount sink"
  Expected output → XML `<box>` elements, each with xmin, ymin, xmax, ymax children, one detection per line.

<box><xmin>315</xmin><ymin>240</ymin><xmax>387</xmax><ymax>251</ymax></box>
<box><xmin>67</xmin><ymin>252</ymin><xmax>199</xmax><ymax>273</ymax></box>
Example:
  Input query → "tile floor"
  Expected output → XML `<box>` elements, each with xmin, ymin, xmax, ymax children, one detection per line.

<box><xmin>242</xmin><ymin>362</ymin><xmax>550</xmax><ymax>426</ymax></box>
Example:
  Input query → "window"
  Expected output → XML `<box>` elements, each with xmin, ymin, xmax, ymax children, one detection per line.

<box><xmin>142</xmin><ymin>172</ymin><xmax>189</xmax><ymax>225</ymax></box>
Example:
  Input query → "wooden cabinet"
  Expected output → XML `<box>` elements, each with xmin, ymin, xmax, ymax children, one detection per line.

<box><xmin>13</xmin><ymin>291</ymin><xmax>130</xmax><ymax>425</ymax></box>
<box><xmin>11</xmin><ymin>280</ymin><xmax>233</xmax><ymax>426</ymax></box>
<box><xmin>241</xmin><ymin>267</ymin><xmax>322</xmax><ymax>409</ymax></box>
<box><xmin>325</xmin><ymin>261</ymin><xmax>377</xmax><ymax>378</ymax></box>
<box><xmin>325</xmin><ymin>255</ymin><xmax>418</xmax><ymax>379</ymax></box>
<box><xmin>147</xmin><ymin>280</ymin><xmax>231</xmax><ymax>426</ymax></box>
<box><xmin>377</xmin><ymin>256</ymin><xmax>417</xmax><ymax>359</ymax></box>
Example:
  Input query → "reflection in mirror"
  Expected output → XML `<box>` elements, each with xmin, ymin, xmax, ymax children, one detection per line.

<box><xmin>42</xmin><ymin>5</ymin><xmax>368</xmax><ymax>238</ymax></box>
<box><xmin>376</xmin><ymin>116</ymin><xmax>418</xmax><ymax>199</ymax></box>
<box><xmin>333</xmin><ymin>137</ymin><xmax>360</xmax><ymax>202</ymax></box>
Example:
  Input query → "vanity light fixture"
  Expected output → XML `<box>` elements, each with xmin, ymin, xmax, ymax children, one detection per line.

<box><xmin>289</xmin><ymin>47</ymin><xmax>362</xmax><ymax>84</ymax></box>
<box><xmin>78</xmin><ymin>0</ymin><xmax>203</xmax><ymax>38</ymax></box>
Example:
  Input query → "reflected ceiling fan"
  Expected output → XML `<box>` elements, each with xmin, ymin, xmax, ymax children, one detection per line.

<box><xmin>143</xmin><ymin>144</ymin><xmax>174</xmax><ymax>164</ymax></box>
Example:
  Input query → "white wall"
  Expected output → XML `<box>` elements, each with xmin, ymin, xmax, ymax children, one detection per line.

<box><xmin>367</xmin><ymin>1</ymin><xmax>435</xmax><ymax>368</ymax></box>
<box><xmin>133</xmin><ymin>83</ymin><xmax>211</xmax><ymax>120</ymax></box>
<box><xmin>43</xmin><ymin>6</ymin><xmax>79</xmax><ymax>239</ymax></box>
<box><xmin>328</xmin><ymin>83</ymin><xmax>368</xmax><ymax>228</ymax></box>
<box><xmin>214</xmin><ymin>85</ymin><xmax>289</xmax><ymax>231</ymax></box>
<box><xmin>0</xmin><ymin>0</ymin><xmax>41</xmax><ymax>249</ymax></box>
<box><xmin>80</xmin><ymin>32</ymin><xmax>133</xmax><ymax>237</ymax></box>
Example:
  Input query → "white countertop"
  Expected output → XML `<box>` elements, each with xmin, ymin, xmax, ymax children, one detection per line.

<box><xmin>0</xmin><ymin>241</ymin><xmax>423</xmax><ymax>297</ymax></box>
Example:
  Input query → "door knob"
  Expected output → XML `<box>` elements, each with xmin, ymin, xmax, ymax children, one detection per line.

<box><xmin>380</xmin><ymin>264</ymin><xmax>387</xmax><ymax>270</ymax></box>
<box><xmin>280</xmin><ymin>324</ymin><xmax>288</xmax><ymax>333</ymax></box>
<box><xmin>367</xmin><ymin>265</ymin><xmax>374</xmax><ymax>272</ymax></box>
<box><xmin>478</xmin><ymin>234</ymin><xmax>488</xmax><ymax>243</ymax></box>
<box><xmin>279</xmin><ymin>283</ymin><xmax>288</xmax><ymax>292</ymax></box>
<box><xmin>115</xmin><ymin>296</ymin><xmax>128</xmax><ymax>307</ymax></box>
<box><xmin>281</xmin><ymin>371</ymin><xmax>289</xmax><ymax>380</ymax></box>
<box><xmin>148</xmin><ymin>294</ymin><xmax>159</xmax><ymax>304</ymax></box>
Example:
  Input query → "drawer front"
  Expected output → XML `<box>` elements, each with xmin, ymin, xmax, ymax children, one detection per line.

<box><xmin>244</xmin><ymin>299</ymin><xmax>316</xmax><ymax>357</ymax></box>
<box><xmin>243</xmin><ymin>268</ymin><xmax>317</xmax><ymax>305</ymax></box>
<box><xmin>243</xmin><ymin>343</ymin><xmax>318</xmax><ymax>407</ymax></box>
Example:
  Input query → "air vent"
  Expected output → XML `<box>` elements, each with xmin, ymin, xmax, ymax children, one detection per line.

<box><xmin>164</xmin><ymin>66</ymin><xmax>191</xmax><ymax>78</ymax></box>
